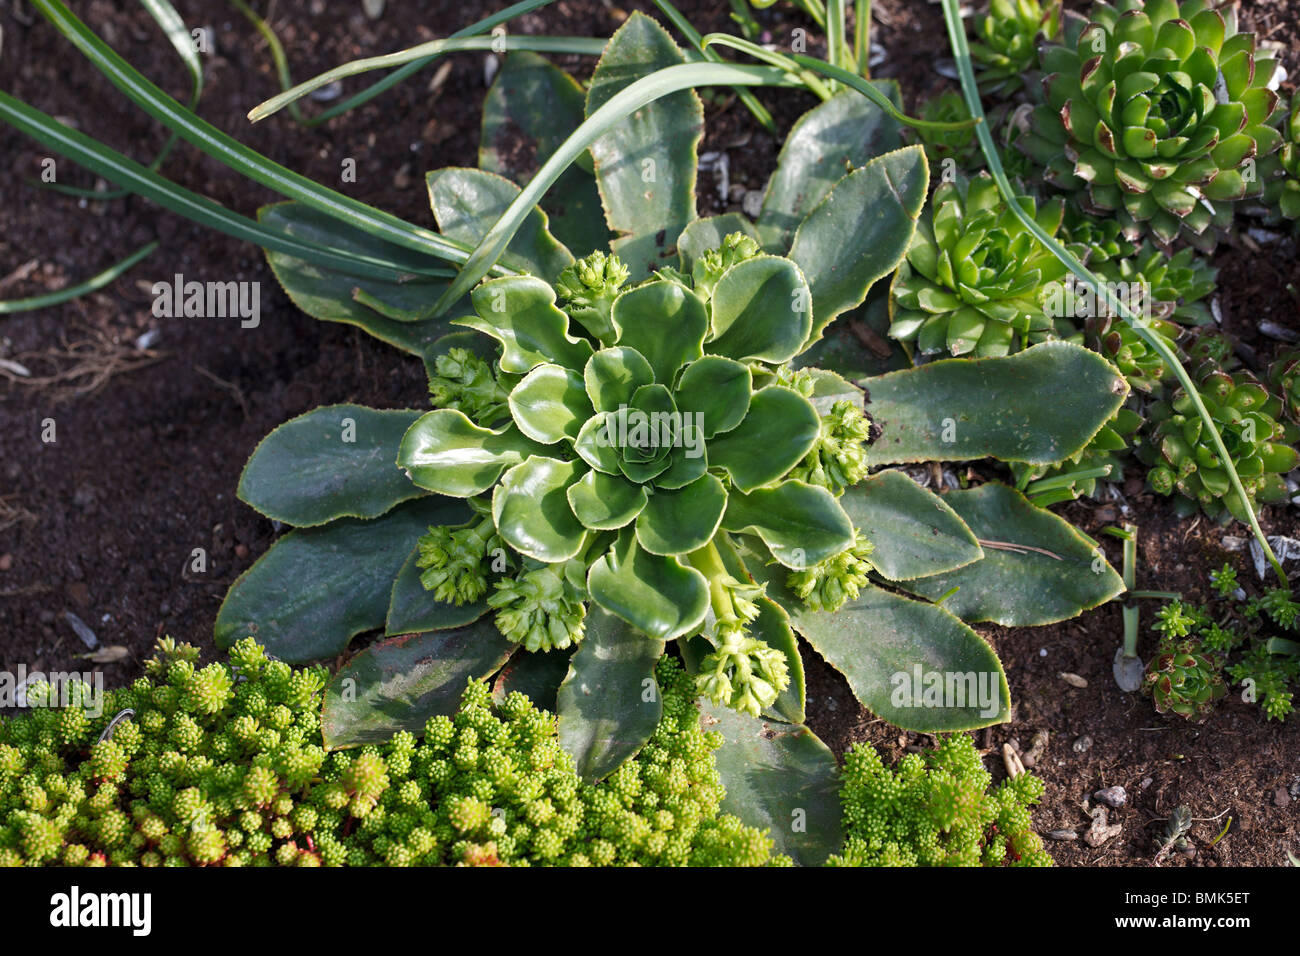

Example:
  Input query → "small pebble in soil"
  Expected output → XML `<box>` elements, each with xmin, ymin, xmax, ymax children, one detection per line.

<box><xmin>1140</xmin><ymin>777</ymin><xmax>1153</xmax><ymax>790</ymax></box>
<box><xmin>1073</xmin><ymin>735</ymin><xmax>1093</xmax><ymax>753</ymax></box>
<box><xmin>1084</xmin><ymin>806</ymin><xmax>1123</xmax><ymax>847</ymax></box>
<box><xmin>1094</xmin><ymin>786</ymin><xmax>1127</xmax><ymax>808</ymax></box>
<box><xmin>0</xmin><ymin>553</ymin><xmax>11</xmax><ymax>572</ymax></box>
<box><xmin>1045</xmin><ymin>829</ymin><xmax>1078</xmax><ymax>842</ymax></box>
<box><xmin>1038</xmin><ymin>648</ymin><xmax>1047</xmax><ymax>657</ymax></box>
<box><xmin>742</xmin><ymin>190</ymin><xmax>763</xmax><ymax>218</ymax></box>
<box><xmin>1276</xmin><ymin>788</ymin><xmax>1292</xmax><ymax>808</ymax></box>
<box><xmin>1059</xmin><ymin>672</ymin><xmax>1088</xmax><ymax>688</ymax></box>
<box><xmin>1023</xmin><ymin>730</ymin><xmax>1049</xmax><ymax>768</ymax></box>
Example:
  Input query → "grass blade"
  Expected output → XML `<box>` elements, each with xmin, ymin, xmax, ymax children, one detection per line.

<box><xmin>306</xmin><ymin>0</ymin><xmax>560</xmax><ymax>126</ymax></box>
<box><xmin>651</xmin><ymin>0</ymin><xmax>777</xmax><ymax>133</ymax></box>
<box><xmin>227</xmin><ymin>0</ymin><xmax>305</xmax><ymax>124</ymax></box>
<box><xmin>39</xmin><ymin>0</ymin><xmax>203</xmax><ymax>200</ymax></box>
<box><xmin>855</xmin><ymin>0</ymin><xmax>872</xmax><ymax>75</ymax></box>
<box><xmin>0</xmin><ymin>240</ymin><xmax>158</xmax><ymax>315</ymax></box>
<box><xmin>30</xmin><ymin>0</ymin><xmax>482</xmax><ymax>269</ymax></box>
<box><xmin>0</xmin><ymin>92</ymin><xmax>454</xmax><ymax>283</ymax></box>
<box><xmin>937</xmin><ymin>0</ymin><xmax>1286</xmax><ymax>588</ymax></box>
<box><xmin>249</xmin><ymin>36</ymin><xmax>607</xmax><ymax>123</ymax></box>
<box><xmin>826</xmin><ymin>0</ymin><xmax>846</xmax><ymax>75</ymax></box>
<box><xmin>700</xmin><ymin>33</ymin><xmax>833</xmax><ymax>100</ymax></box>
<box><xmin>432</xmin><ymin>62</ymin><xmax>795</xmax><ymax>314</ymax></box>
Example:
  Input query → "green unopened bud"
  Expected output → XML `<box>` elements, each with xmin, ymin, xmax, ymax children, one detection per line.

<box><xmin>417</xmin><ymin>513</ymin><xmax>504</xmax><ymax>605</ymax></box>
<box><xmin>488</xmin><ymin>562</ymin><xmax>587</xmax><ymax>652</ymax></box>
<box><xmin>790</xmin><ymin>400</ymin><xmax>873</xmax><ymax>494</ymax></box>
<box><xmin>788</xmin><ymin>531</ymin><xmax>874</xmax><ymax>612</ymax></box>
<box><xmin>696</xmin><ymin>626</ymin><xmax>790</xmax><ymax>717</ymax></box>
<box><xmin>555</xmin><ymin>251</ymin><xmax>629</xmax><ymax>341</ymax></box>
<box><xmin>427</xmin><ymin>348</ymin><xmax>511</xmax><ymax>425</ymax></box>
<box><xmin>692</xmin><ymin>232</ymin><xmax>760</xmax><ymax>298</ymax></box>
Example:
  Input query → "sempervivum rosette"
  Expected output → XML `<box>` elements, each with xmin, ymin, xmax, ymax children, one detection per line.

<box><xmin>1019</xmin><ymin>0</ymin><xmax>1283</xmax><ymax>251</ymax></box>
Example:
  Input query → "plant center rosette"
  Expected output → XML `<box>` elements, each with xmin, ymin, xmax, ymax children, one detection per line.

<box><xmin>398</xmin><ymin>243</ymin><xmax>874</xmax><ymax>717</ymax></box>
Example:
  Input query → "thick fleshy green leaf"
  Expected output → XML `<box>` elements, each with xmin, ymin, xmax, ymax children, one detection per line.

<box><xmin>777</xmin><ymin>581</ymin><xmax>1010</xmax><ymax>731</ymax></box>
<box><xmin>585</xmin><ymin>12</ymin><xmax>703</xmax><ymax>278</ymax></box>
<box><xmin>902</xmin><ymin>483</ymin><xmax>1125</xmax><ymax>625</ymax></box>
<box><xmin>843</xmin><ymin>470</ymin><xmax>983</xmax><ymax>581</ymax></box>
<box><xmin>699</xmin><ymin>704</ymin><xmax>841</xmax><ymax>866</ymax></box>
<box><xmin>259</xmin><ymin>203</ymin><xmax>455</xmax><ymax>357</ymax></box>
<box><xmin>722</xmin><ymin>481</ymin><xmax>854</xmax><ymax>568</ymax></box>
<box><xmin>507</xmin><ymin>363</ymin><xmax>592</xmax><ymax>443</ymax></box>
<box><xmin>557</xmin><ymin>606</ymin><xmax>665</xmax><ymax>782</ymax></box>
<box><xmin>676</xmin><ymin>213</ymin><xmax>760</xmax><ymax>273</ymax></box>
<box><xmin>584</xmin><ymin>346</ymin><xmax>655</xmax><ymax>413</ymax></box>
<box><xmin>634</xmin><ymin>473</ymin><xmax>726</xmax><ymax>555</ymax></box>
<box><xmin>707</xmin><ymin>386</ymin><xmax>821</xmax><ymax>492</ymax></box>
<box><xmin>491</xmin><ymin>647</ymin><xmax>575</xmax><ymax>713</ymax></box>
<box><xmin>587</xmin><ymin>529</ymin><xmax>709</xmax><ymax>640</ymax></box>
<box><xmin>479</xmin><ymin>50</ymin><xmax>609</xmax><ymax>257</ymax></box>
<box><xmin>427</xmin><ymin>167</ymin><xmax>573</xmax><ymax>282</ymax></box>
<box><xmin>863</xmin><ymin>341</ymin><xmax>1129</xmax><ymax>465</ymax></box>
<box><xmin>708</xmin><ymin>255</ymin><xmax>813</xmax><ymax>364</ymax></box>
<box><xmin>238</xmin><ymin>404</ymin><xmax>425</xmax><ymax>527</ymax></box>
<box><xmin>758</xmin><ymin>87</ymin><xmax>905</xmax><ymax>253</ymax></box>
<box><xmin>609</xmin><ymin>280</ymin><xmax>708</xmax><ymax>385</ymax></box>
<box><xmin>387</xmin><ymin>545</ymin><xmax>488</xmax><ymax>636</ymax></box>
<box><xmin>566</xmin><ymin>469</ymin><xmax>648</xmax><ymax>530</ymax></box>
<box><xmin>454</xmin><ymin>275</ymin><xmax>593</xmax><ymax>374</ymax></box>
<box><xmin>398</xmin><ymin>409</ymin><xmax>549</xmax><ymax>497</ymax></box>
<box><xmin>788</xmin><ymin>146</ymin><xmax>928</xmax><ymax>344</ymax></box>
<box><xmin>672</xmin><ymin>355</ymin><xmax>752</xmax><ymax>439</ymax></box>
<box><xmin>215</xmin><ymin>497</ymin><xmax>452</xmax><ymax>663</ymax></box>
<box><xmin>492</xmin><ymin>456</ymin><xmax>587</xmax><ymax>561</ymax></box>
<box><xmin>320</xmin><ymin>620</ymin><xmax>514</xmax><ymax>749</ymax></box>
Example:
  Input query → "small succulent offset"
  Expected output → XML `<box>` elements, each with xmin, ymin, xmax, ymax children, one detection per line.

<box><xmin>1139</xmin><ymin>358</ymin><xmax>1299</xmax><ymax>522</ymax></box>
<box><xmin>1258</xmin><ymin>98</ymin><xmax>1300</xmax><ymax>224</ymax></box>
<box><xmin>1143</xmin><ymin>601</ymin><xmax>1227</xmax><ymax>718</ymax></box>
<box><xmin>827</xmin><ymin>734</ymin><xmax>1053</xmax><ymax>867</ymax></box>
<box><xmin>889</xmin><ymin>173</ymin><xmax>1076</xmax><ymax>357</ymax></box>
<box><xmin>969</xmin><ymin>0</ymin><xmax>1063</xmax><ymax>97</ymax></box>
<box><xmin>1269</xmin><ymin>349</ymin><xmax>1300</xmax><ymax>423</ymax></box>
<box><xmin>1019</xmin><ymin>0</ymin><xmax>1283</xmax><ymax>251</ymax></box>
<box><xmin>402</xmin><ymin>241</ymin><xmax>864</xmax><ymax>716</ymax></box>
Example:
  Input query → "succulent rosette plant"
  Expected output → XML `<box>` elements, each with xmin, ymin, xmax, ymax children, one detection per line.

<box><xmin>1258</xmin><ymin>97</ymin><xmax>1300</xmax><ymax>224</ymax></box>
<box><xmin>888</xmin><ymin>173</ymin><xmax>1077</xmax><ymax>357</ymax></box>
<box><xmin>205</xmin><ymin>14</ymin><xmax>1133</xmax><ymax>864</ymax></box>
<box><xmin>1140</xmin><ymin>360</ymin><xmax>1300</xmax><ymax>521</ymax></box>
<box><xmin>1019</xmin><ymin>0</ymin><xmax>1283</xmax><ymax>251</ymax></box>
<box><xmin>969</xmin><ymin>0</ymin><xmax>1062</xmax><ymax>97</ymax></box>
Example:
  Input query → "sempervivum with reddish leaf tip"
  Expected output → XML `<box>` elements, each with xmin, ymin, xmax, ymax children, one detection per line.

<box><xmin>1019</xmin><ymin>0</ymin><xmax>1283</xmax><ymax>251</ymax></box>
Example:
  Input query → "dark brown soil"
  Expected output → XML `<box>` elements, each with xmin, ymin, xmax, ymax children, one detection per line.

<box><xmin>1</xmin><ymin>0</ymin><xmax>1298</xmax><ymax>866</ymax></box>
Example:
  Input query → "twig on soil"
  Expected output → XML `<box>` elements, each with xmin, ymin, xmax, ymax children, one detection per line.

<box><xmin>194</xmin><ymin>364</ymin><xmax>251</xmax><ymax>421</ymax></box>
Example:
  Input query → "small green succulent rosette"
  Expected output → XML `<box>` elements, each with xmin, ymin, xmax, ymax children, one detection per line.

<box><xmin>400</xmin><ymin>246</ymin><xmax>867</xmax><ymax>717</ymax></box>
<box><xmin>1140</xmin><ymin>361</ymin><xmax>1300</xmax><ymax>522</ymax></box>
<box><xmin>1258</xmin><ymin>98</ymin><xmax>1300</xmax><ymax>224</ymax></box>
<box><xmin>969</xmin><ymin>0</ymin><xmax>1062</xmax><ymax>97</ymax></box>
<box><xmin>1020</xmin><ymin>0</ymin><xmax>1283</xmax><ymax>251</ymax></box>
<box><xmin>888</xmin><ymin>173</ymin><xmax>1075</xmax><ymax>358</ymax></box>
<box><xmin>1144</xmin><ymin>637</ymin><xmax>1226</xmax><ymax>719</ymax></box>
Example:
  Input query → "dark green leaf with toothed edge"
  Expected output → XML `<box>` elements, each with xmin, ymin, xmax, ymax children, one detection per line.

<box><xmin>387</xmin><ymin>545</ymin><xmax>488</xmax><ymax>636</ymax></box>
<box><xmin>699</xmin><ymin>703</ymin><xmax>842</xmax><ymax>866</ymax></box>
<box><xmin>788</xmin><ymin>146</ymin><xmax>928</xmax><ymax>344</ymax></box>
<box><xmin>585</xmin><ymin>12</ymin><xmax>703</xmax><ymax>278</ymax></box>
<box><xmin>758</xmin><ymin>86</ymin><xmax>905</xmax><ymax>253</ymax></box>
<box><xmin>862</xmin><ymin>341</ymin><xmax>1129</xmax><ymax>466</ymax></box>
<box><xmin>427</xmin><ymin>167</ymin><xmax>574</xmax><ymax>283</ymax></box>
<box><xmin>237</xmin><ymin>404</ymin><xmax>427</xmax><ymax>527</ymax></box>
<box><xmin>258</xmin><ymin>203</ymin><xmax>457</xmax><ymax>356</ymax></box>
<box><xmin>557</xmin><ymin>607</ymin><xmax>665</xmax><ymax>783</ymax></box>
<box><xmin>901</xmin><ymin>483</ymin><xmax>1126</xmax><ymax>626</ymax></box>
<box><xmin>320</xmin><ymin>619</ymin><xmax>514</xmax><ymax>750</ymax></box>
<box><xmin>214</xmin><ymin>497</ymin><xmax>455</xmax><ymax>664</ymax></box>
<box><xmin>772</xmin><ymin>580</ymin><xmax>1011</xmax><ymax>732</ymax></box>
<box><xmin>843</xmin><ymin>470</ymin><xmax>983</xmax><ymax>581</ymax></box>
<box><xmin>479</xmin><ymin>50</ymin><xmax>609</xmax><ymax>257</ymax></box>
